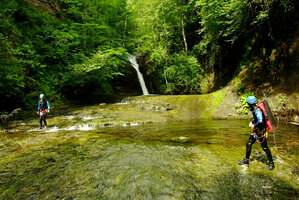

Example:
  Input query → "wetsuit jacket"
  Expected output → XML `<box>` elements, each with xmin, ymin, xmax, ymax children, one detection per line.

<box><xmin>38</xmin><ymin>100</ymin><xmax>50</xmax><ymax>112</ymax></box>
<box><xmin>250</xmin><ymin>106</ymin><xmax>266</xmax><ymax>130</ymax></box>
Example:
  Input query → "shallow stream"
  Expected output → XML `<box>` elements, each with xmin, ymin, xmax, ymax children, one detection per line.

<box><xmin>0</xmin><ymin>104</ymin><xmax>298</xmax><ymax>199</ymax></box>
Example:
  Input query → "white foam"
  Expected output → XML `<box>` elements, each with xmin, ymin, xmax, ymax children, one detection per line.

<box><xmin>45</xmin><ymin>126</ymin><xmax>59</xmax><ymax>132</ymax></box>
<box><xmin>114</xmin><ymin>102</ymin><xmax>129</xmax><ymax>105</ymax></box>
<box><xmin>62</xmin><ymin>116</ymin><xmax>75</xmax><ymax>120</ymax></box>
<box><xmin>27</xmin><ymin>128</ymin><xmax>40</xmax><ymax>132</ymax></box>
<box><xmin>130</xmin><ymin>123</ymin><xmax>140</xmax><ymax>126</ymax></box>
<box><xmin>64</xmin><ymin>126</ymin><xmax>76</xmax><ymax>131</ymax></box>
<box><xmin>2</xmin><ymin>129</ymin><xmax>18</xmax><ymax>133</ymax></box>
<box><xmin>29</xmin><ymin>124</ymin><xmax>96</xmax><ymax>133</ymax></box>
<box><xmin>241</xmin><ymin>165</ymin><xmax>248</xmax><ymax>173</ymax></box>
<box><xmin>64</xmin><ymin>124</ymin><xmax>95</xmax><ymax>131</ymax></box>
<box><xmin>26</xmin><ymin>120</ymin><xmax>139</xmax><ymax>133</ymax></box>
<box><xmin>275</xmin><ymin>155</ymin><xmax>292</xmax><ymax>167</ymax></box>
<box><xmin>82</xmin><ymin>116</ymin><xmax>98</xmax><ymax>121</ymax></box>
<box><xmin>77</xmin><ymin>124</ymin><xmax>95</xmax><ymax>131</ymax></box>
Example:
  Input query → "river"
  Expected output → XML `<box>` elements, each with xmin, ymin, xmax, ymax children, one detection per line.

<box><xmin>0</xmin><ymin>103</ymin><xmax>298</xmax><ymax>199</ymax></box>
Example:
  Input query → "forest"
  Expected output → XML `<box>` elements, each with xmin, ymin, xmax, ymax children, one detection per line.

<box><xmin>1</xmin><ymin>0</ymin><xmax>298</xmax><ymax>111</ymax></box>
<box><xmin>1</xmin><ymin>1</ymin><xmax>299</xmax><ymax>199</ymax></box>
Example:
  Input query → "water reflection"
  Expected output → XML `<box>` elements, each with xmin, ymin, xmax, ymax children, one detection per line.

<box><xmin>0</xmin><ymin>121</ymin><xmax>298</xmax><ymax>199</ymax></box>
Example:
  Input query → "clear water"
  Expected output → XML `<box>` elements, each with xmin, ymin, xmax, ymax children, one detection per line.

<box><xmin>0</xmin><ymin>119</ymin><xmax>298</xmax><ymax>199</ymax></box>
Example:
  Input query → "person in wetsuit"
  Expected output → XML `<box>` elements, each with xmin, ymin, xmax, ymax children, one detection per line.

<box><xmin>238</xmin><ymin>96</ymin><xmax>274</xmax><ymax>170</ymax></box>
<box><xmin>37</xmin><ymin>94</ymin><xmax>50</xmax><ymax>130</ymax></box>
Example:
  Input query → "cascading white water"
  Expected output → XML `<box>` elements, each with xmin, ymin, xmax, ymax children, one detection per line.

<box><xmin>128</xmin><ymin>55</ymin><xmax>149</xmax><ymax>95</ymax></box>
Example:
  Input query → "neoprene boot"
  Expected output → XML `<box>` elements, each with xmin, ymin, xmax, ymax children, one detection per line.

<box><xmin>268</xmin><ymin>162</ymin><xmax>274</xmax><ymax>170</ymax></box>
<box><xmin>237</xmin><ymin>158</ymin><xmax>249</xmax><ymax>165</ymax></box>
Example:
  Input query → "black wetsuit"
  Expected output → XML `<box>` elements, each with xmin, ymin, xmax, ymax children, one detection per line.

<box><xmin>245</xmin><ymin>105</ymin><xmax>273</xmax><ymax>163</ymax></box>
<box><xmin>38</xmin><ymin>100</ymin><xmax>50</xmax><ymax>127</ymax></box>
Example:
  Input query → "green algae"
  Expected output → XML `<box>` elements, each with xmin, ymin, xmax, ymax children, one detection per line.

<box><xmin>207</xmin><ymin>139</ymin><xmax>226</xmax><ymax>144</ymax></box>
<box><xmin>0</xmin><ymin>119</ymin><xmax>298</xmax><ymax>199</ymax></box>
<box><xmin>0</xmin><ymin>101</ymin><xmax>298</xmax><ymax>199</ymax></box>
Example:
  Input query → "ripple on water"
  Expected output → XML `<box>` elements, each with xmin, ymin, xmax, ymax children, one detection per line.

<box><xmin>1</xmin><ymin>121</ymin><xmax>298</xmax><ymax>200</ymax></box>
<box><xmin>61</xmin><ymin>115</ymin><xmax>75</xmax><ymax>120</ymax></box>
<box><xmin>82</xmin><ymin>116</ymin><xmax>99</xmax><ymax>121</ymax></box>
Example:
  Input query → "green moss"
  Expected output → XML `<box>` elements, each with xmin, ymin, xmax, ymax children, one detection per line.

<box><xmin>0</xmin><ymin>120</ymin><xmax>298</xmax><ymax>199</ymax></box>
<box><xmin>211</xmin><ymin>90</ymin><xmax>225</xmax><ymax>106</ymax></box>
<box><xmin>207</xmin><ymin>139</ymin><xmax>226</xmax><ymax>144</ymax></box>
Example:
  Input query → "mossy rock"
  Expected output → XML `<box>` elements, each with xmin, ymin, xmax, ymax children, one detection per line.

<box><xmin>207</xmin><ymin>139</ymin><xmax>226</xmax><ymax>144</ymax></box>
<box><xmin>171</xmin><ymin>136</ymin><xmax>189</xmax><ymax>143</ymax></box>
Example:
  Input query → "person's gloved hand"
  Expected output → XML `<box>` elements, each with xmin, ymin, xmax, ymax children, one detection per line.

<box><xmin>249</xmin><ymin>122</ymin><xmax>255</xmax><ymax>130</ymax></box>
<box><xmin>48</xmin><ymin>110</ymin><xmax>50</xmax><ymax>114</ymax></box>
<box><xmin>36</xmin><ymin>111</ymin><xmax>39</xmax><ymax>115</ymax></box>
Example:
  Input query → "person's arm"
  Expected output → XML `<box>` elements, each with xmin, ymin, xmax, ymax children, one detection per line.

<box><xmin>46</xmin><ymin>101</ymin><xmax>50</xmax><ymax>110</ymax></box>
<box><xmin>37</xmin><ymin>102</ymin><xmax>40</xmax><ymax>114</ymax></box>
<box><xmin>46</xmin><ymin>101</ymin><xmax>50</xmax><ymax>113</ymax></box>
<box><xmin>249</xmin><ymin>119</ymin><xmax>254</xmax><ymax>128</ymax></box>
<box><xmin>253</xmin><ymin>110</ymin><xmax>263</xmax><ymax>127</ymax></box>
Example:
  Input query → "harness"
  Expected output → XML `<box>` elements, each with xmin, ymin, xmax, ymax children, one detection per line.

<box><xmin>39</xmin><ymin>100</ymin><xmax>49</xmax><ymax>116</ymax></box>
<box><xmin>250</xmin><ymin>105</ymin><xmax>268</xmax><ymax>144</ymax></box>
<box><xmin>253</xmin><ymin>129</ymin><xmax>268</xmax><ymax>144</ymax></box>
<box><xmin>39</xmin><ymin>109</ymin><xmax>48</xmax><ymax>117</ymax></box>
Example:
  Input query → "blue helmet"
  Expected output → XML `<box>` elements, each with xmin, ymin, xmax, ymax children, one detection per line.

<box><xmin>40</xmin><ymin>94</ymin><xmax>45</xmax><ymax>99</ymax></box>
<box><xmin>246</xmin><ymin>96</ymin><xmax>257</xmax><ymax>104</ymax></box>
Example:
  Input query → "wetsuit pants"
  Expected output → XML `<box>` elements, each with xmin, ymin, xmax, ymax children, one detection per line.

<box><xmin>39</xmin><ymin>113</ymin><xmax>47</xmax><ymax>127</ymax></box>
<box><xmin>246</xmin><ymin>133</ymin><xmax>273</xmax><ymax>163</ymax></box>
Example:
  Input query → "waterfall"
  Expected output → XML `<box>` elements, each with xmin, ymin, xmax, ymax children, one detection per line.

<box><xmin>128</xmin><ymin>55</ymin><xmax>149</xmax><ymax>95</ymax></box>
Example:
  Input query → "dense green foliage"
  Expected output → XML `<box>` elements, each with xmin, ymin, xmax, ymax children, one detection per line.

<box><xmin>0</xmin><ymin>0</ymin><xmax>132</xmax><ymax>110</ymax></box>
<box><xmin>62</xmin><ymin>47</ymin><xmax>129</xmax><ymax>100</ymax></box>
<box><xmin>0</xmin><ymin>0</ymin><xmax>298</xmax><ymax>110</ymax></box>
<box><xmin>131</xmin><ymin>0</ymin><xmax>298</xmax><ymax>94</ymax></box>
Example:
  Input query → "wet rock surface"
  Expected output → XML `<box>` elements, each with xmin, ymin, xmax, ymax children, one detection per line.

<box><xmin>0</xmin><ymin>101</ymin><xmax>298</xmax><ymax>199</ymax></box>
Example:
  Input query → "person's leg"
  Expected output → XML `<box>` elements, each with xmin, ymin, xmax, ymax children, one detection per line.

<box><xmin>246</xmin><ymin>134</ymin><xmax>256</xmax><ymax>159</ymax></box>
<box><xmin>43</xmin><ymin>114</ymin><xmax>47</xmax><ymax>128</ymax></box>
<box><xmin>260</xmin><ymin>139</ymin><xmax>274</xmax><ymax>170</ymax></box>
<box><xmin>39</xmin><ymin>115</ymin><xmax>43</xmax><ymax>129</ymax></box>
<box><xmin>238</xmin><ymin>134</ymin><xmax>256</xmax><ymax>165</ymax></box>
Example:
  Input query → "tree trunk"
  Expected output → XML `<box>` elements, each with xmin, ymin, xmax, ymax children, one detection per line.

<box><xmin>83</xmin><ymin>2</ymin><xmax>87</xmax><ymax>50</ymax></box>
<box><xmin>124</xmin><ymin>13</ymin><xmax>127</xmax><ymax>46</ymax></box>
<box><xmin>179</xmin><ymin>10</ymin><xmax>188</xmax><ymax>55</ymax></box>
<box><xmin>163</xmin><ymin>17</ymin><xmax>170</xmax><ymax>50</ymax></box>
<box><xmin>152</xmin><ymin>24</ymin><xmax>157</xmax><ymax>47</ymax></box>
<box><xmin>163</xmin><ymin>17</ymin><xmax>170</xmax><ymax>88</ymax></box>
